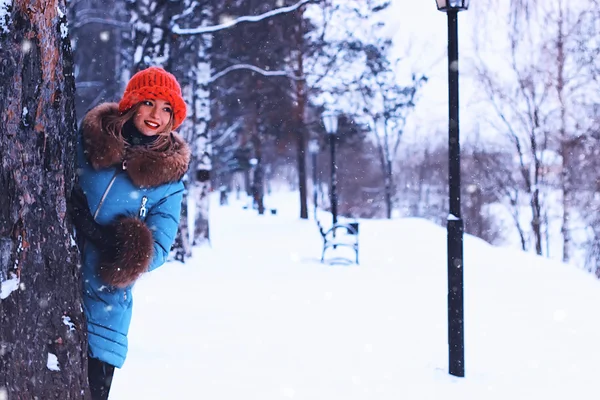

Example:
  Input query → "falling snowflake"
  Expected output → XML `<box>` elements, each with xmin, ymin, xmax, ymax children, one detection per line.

<box><xmin>22</xmin><ymin>39</ymin><xmax>32</xmax><ymax>53</ymax></box>
<box><xmin>219</xmin><ymin>14</ymin><xmax>235</xmax><ymax>25</ymax></box>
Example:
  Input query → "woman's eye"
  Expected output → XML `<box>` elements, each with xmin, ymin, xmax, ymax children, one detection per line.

<box><xmin>143</xmin><ymin>100</ymin><xmax>153</xmax><ymax>106</ymax></box>
<box><xmin>164</xmin><ymin>108</ymin><xmax>172</xmax><ymax>113</ymax></box>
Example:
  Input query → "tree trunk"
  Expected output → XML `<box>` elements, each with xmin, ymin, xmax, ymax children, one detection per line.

<box><xmin>294</xmin><ymin>11</ymin><xmax>308</xmax><ymax>220</ymax></box>
<box><xmin>531</xmin><ymin>187</ymin><xmax>543</xmax><ymax>255</ymax></box>
<box><xmin>191</xmin><ymin>10</ymin><xmax>213</xmax><ymax>246</ymax></box>
<box><xmin>384</xmin><ymin>159</ymin><xmax>393</xmax><ymax>219</ymax></box>
<box><xmin>556</xmin><ymin>4</ymin><xmax>570</xmax><ymax>262</ymax></box>
<box><xmin>529</xmin><ymin>132</ymin><xmax>543</xmax><ymax>256</ymax></box>
<box><xmin>250</xmin><ymin>111</ymin><xmax>265</xmax><ymax>215</ymax></box>
<box><xmin>253</xmin><ymin>162</ymin><xmax>265</xmax><ymax>215</ymax></box>
<box><xmin>376</xmin><ymin>121</ymin><xmax>393</xmax><ymax>220</ymax></box>
<box><xmin>296</xmin><ymin>120</ymin><xmax>308</xmax><ymax>219</ymax></box>
<box><xmin>0</xmin><ymin>1</ymin><xmax>90</xmax><ymax>398</ymax></box>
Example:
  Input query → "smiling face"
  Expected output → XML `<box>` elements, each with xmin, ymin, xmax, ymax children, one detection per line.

<box><xmin>133</xmin><ymin>99</ymin><xmax>173</xmax><ymax>136</ymax></box>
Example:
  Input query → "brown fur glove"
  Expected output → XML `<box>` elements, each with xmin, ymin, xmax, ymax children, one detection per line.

<box><xmin>99</xmin><ymin>217</ymin><xmax>154</xmax><ymax>288</ymax></box>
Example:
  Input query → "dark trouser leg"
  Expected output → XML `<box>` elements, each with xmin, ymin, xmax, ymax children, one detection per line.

<box><xmin>88</xmin><ymin>357</ymin><xmax>115</xmax><ymax>400</ymax></box>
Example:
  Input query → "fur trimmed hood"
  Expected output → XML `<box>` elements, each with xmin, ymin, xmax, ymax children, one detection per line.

<box><xmin>81</xmin><ymin>103</ymin><xmax>190</xmax><ymax>188</ymax></box>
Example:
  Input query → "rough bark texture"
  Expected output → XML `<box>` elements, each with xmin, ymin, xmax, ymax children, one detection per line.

<box><xmin>0</xmin><ymin>1</ymin><xmax>90</xmax><ymax>398</ymax></box>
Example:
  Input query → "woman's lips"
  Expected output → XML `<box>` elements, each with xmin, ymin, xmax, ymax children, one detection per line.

<box><xmin>144</xmin><ymin>120</ymin><xmax>160</xmax><ymax>130</ymax></box>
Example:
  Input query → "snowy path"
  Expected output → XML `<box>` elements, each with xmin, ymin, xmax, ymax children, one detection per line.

<box><xmin>111</xmin><ymin>192</ymin><xmax>600</xmax><ymax>399</ymax></box>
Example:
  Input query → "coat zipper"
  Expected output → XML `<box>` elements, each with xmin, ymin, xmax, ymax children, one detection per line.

<box><xmin>139</xmin><ymin>196</ymin><xmax>148</xmax><ymax>218</ymax></box>
<box><xmin>93</xmin><ymin>163</ymin><xmax>125</xmax><ymax>221</ymax></box>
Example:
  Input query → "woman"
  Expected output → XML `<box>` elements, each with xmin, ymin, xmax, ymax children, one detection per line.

<box><xmin>69</xmin><ymin>67</ymin><xmax>190</xmax><ymax>399</ymax></box>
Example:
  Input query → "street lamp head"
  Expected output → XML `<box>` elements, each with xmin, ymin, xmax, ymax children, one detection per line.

<box><xmin>435</xmin><ymin>0</ymin><xmax>469</xmax><ymax>12</ymax></box>
<box><xmin>322</xmin><ymin>110</ymin><xmax>339</xmax><ymax>135</ymax></box>
<box><xmin>249</xmin><ymin>158</ymin><xmax>258</xmax><ymax>167</ymax></box>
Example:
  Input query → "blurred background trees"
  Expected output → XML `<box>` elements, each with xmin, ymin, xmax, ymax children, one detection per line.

<box><xmin>65</xmin><ymin>0</ymin><xmax>600</xmax><ymax>277</ymax></box>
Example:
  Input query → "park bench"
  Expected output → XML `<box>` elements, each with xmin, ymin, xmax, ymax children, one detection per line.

<box><xmin>316</xmin><ymin>219</ymin><xmax>360</xmax><ymax>265</ymax></box>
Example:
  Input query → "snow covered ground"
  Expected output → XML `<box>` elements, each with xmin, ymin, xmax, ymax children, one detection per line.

<box><xmin>111</xmin><ymin>190</ymin><xmax>600</xmax><ymax>399</ymax></box>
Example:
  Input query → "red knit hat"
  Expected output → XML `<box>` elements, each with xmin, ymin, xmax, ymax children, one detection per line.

<box><xmin>118</xmin><ymin>67</ymin><xmax>187</xmax><ymax>130</ymax></box>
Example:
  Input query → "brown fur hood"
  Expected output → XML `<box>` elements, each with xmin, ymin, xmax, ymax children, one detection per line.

<box><xmin>81</xmin><ymin>102</ymin><xmax>190</xmax><ymax>188</ymax></box>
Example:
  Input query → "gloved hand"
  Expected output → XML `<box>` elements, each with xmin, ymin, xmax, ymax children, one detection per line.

<box><xmin>68</xmin><ymin>186</ymin><xmax>117</xmax><ymax>253</ymax></box>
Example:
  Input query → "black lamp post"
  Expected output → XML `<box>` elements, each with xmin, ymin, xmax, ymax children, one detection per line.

<box><xmin>308</xmin><ymin>139</ymin><xmax>320</xmax><ymax>220</ymax></box>
<box><xmin>322</xmin><ymin>111</ymin><xmax>339</xmax><ymax>227</ymax></box>
<box><xmin>436</xmin><ymin>0</ymin><xmax>469</xmax><ymax>378</ymax></box>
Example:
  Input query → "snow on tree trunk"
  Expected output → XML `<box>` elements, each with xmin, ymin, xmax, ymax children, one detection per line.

<box><xmin>192</xmin><ymin>55</ymin><xmax>212</xmax><ymax>245</ymax></box>
<box><xmin>0</xmin><ymin>1</ymin><xmax>90</xmax><ymax>398</ymax></box>
<box><xmin>191</xmin><ymin>4</ymin><xmax>213</xmax><ymax>245</ymax></box>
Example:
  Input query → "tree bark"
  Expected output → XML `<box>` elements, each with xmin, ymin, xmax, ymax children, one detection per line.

<box><xmin>191</xmin><ymin>6</ymin><xmax>213</xmax><ymax>246</ymax></box>
<box><xmin>384</xmin><ymin>158</ymin><xmax>393</xmax><ymax>219</ymax></box>
<box><xmin>294</xmin><ymin>10</ymin><xmax>308</xmax><ymax>220</ymax></box>
<box><xmin>0</xmin><ymin>1</ymin><xmax>90</xmax><ymax>398</ymax></box>
<box><xmin>556</xmin><ymin>2</ymin><xmax>571</xmax><ymax>262</ymax></box>
<box><xmin>249</xmin><ymin>102</ymin><xmax>265</xmax><ymax>215</ymax></box>
<box><xmin>529</xmin><ymin>133</ymin><xmax>543</xmax><ymax>256</ymax></box>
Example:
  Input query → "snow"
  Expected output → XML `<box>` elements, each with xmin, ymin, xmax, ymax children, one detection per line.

<box><xmin>47</xmin><ymin>353</ymin><xmax>60</xmax><ymax>371</ymax></box>
<box><xmin>59</xmin><ymin>22</ymin><xmax>68</xmax><ymax>39</ymax></box>
<box><xmin>62</xmin><ymin>315</ymin><xmax>75</xmax><ymax>332</ymax></box>
<box><xmin>0</xmin><ymin>0</ymin><xmax>10</xmax><ymax>34</ymax></box>
<box><xmin>110</xmin><ymin>190</ymin><xmax>600</xmax><ymax>399</ymax></box>
<box><xmin>21</xmin><ymin>107</ymin><xmax>28</xmax><ymax>126</ymax></box>
<box><xmin>133</xmin><ymin>45</ymin><xmax>144</xmax><ymax>66</ymax></box>
<box><xmin>0</xmin><ymin>274</ymin><xmax>19</xmax><ymax>300</ymax></box>
<box><xmin>56</xmin><ymin>5</ymin><xmax>68</xmax><ymax>39</ymax></box>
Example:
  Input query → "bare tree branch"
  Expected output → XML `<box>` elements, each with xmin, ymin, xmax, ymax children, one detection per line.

<box><xmin>172</xmin><ymin>0</ymin><xmax>320</xmax><ymax>35</ymax></box>
<box><xmin>209</xmin><ymin>64</ymin><xmax>304</xmax><ymax>84</ymax></box>
<box><xmin>71</xmin><ymin>17</ymin><xmax>129</xmax><ymax>29</ymax></box>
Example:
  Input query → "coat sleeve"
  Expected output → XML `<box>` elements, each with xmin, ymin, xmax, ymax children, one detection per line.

<box><xmin>145</xmin><ymin>183</ymin><xmax>184</xmax><ymax>272</ymax></box>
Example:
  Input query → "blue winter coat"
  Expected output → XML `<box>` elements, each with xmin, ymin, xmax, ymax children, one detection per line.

<box><xmin>77</xmin><ymin>103</ymin><xmax>190</xmax><ymax>368</ymax></box>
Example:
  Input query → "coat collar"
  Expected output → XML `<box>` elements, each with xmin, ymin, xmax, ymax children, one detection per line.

<box><xmin>81</xmin><ymin>103</ymin><xmax>190</xmax><ymax>188</ymax></box>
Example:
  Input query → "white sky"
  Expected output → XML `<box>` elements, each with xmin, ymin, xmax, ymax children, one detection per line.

<box><xmin>384</xmin><ymin>0</ymin><xmax>487</xmax><ymax>145</ymax></box>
